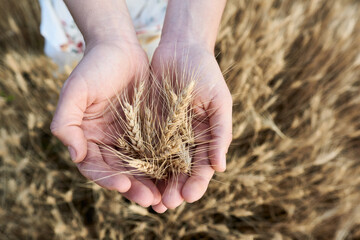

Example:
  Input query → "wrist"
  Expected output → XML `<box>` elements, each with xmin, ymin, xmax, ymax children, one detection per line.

<box><xmin>84</xmin><ymin>25</ymin><xmax>140</xmax><ymax>51</ymax></box>
<box><xmin>159</xmin><ymin>33</ymin><xmax>215</xmax><ymax>55</ymax></box>
<box><xmin>64</xmin><ymin>0</ymin><xmax>140</xmax><ymax>50</ymax></box>
<box><xmin>156</xmin><ymin>41</ymin><xmax>214</xmax><ymax>58</ymax></box>
<box><xmin>159</xmin><ymin>0</ymin><xmax>226</xmax><ymax>54</ymax></box>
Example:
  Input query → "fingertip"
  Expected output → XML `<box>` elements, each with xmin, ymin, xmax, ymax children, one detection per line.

<box><xmin>210</xmin><ymin>151</ymin><xmax>227</xmax><ymax>172</ymax></box>
<box><xmin>208</xmin><ymin>93</ymin><xmax>232</xmax><ymax>172</ymax></box>
<box><xmin>74</xmin><ymin>134</ymin><xmax>88</xmax><ymax>162</ymax></box>
<box><xmin>162</xmin><ymin>194</ymin><xmax>184</xmax><ymax>209</ymax></box>
<box><xmin>122</xmin><ymin>180</ymin><xmax>154</xmax><ymax>208</ymax></box>
<box><xmin>67</xmin><ymin>146</ymin><xmax>76</xmax><ymax>161</ymax></box>
<box><xmin>152</xmin><ymin>191</ymin><xmax>162</xmax><ymax>205</ymax></box>
<box><xmin>91</xmin><ymin>172</ymin><xmax>131</xmax><ymax>193</ymax></box>
<box><xmin>151</xmin><ymin>202</ymin><xmax>167</xmax><ymax>213</ymax></box>
<box><xmin>182</xmin><ymin>177</ymin><xmax>210</xmax><ymax>203</ymax></box>
<box><xmin>71</xmin><ymin>144</ymin><xmax>87</xmax><ymax>163</ymax></box>
<box><xmin>133</xmin><ymin>178</ymin><xmax>161</xmax><ymax>205</ymax></box>
<box><xmin>214</xmin><ymin>159</ymin><xmax>226</xmax><ymax>172</ymax></box>
<box><xmin>115</xmin><ymin>176</ymin><xmax>131</xmax><ymax>193</ymax></box>
<box><xmin>209</xmin><ymin>145</ymin><xmax>230</xmax><ymax>173</ymax></box>
<box><xmin>51</xmin><ymin>124</ymin><xmax>88</xmax><ymax>163</ymax></box>
<box><xmin>161</xmin><ymin>175</ymin><xmax>187</xmax><ymax>209</ymax></box>
<box><xmin>138</xmin><ymin>199</ymin><xmax>153</xmax><ymax>208</ymax></box>
<box><xmin>214</xmin><ymin>165</ymin><xmax>226</xmax><ymax>173</ymax></box>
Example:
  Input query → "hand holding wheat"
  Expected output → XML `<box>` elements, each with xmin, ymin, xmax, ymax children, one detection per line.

<box><xmin>51</xmin><ymin>42</ymin><xmax>163</xmax><ymax>207</ymax></box>
<box><xmin>148</xmin><ymin>0</ymin><xmax>231</xmax><ymax>212</ymax></box>
<box><xmin>50</xmin><ymin>0</ymin><xmax>165</xmax><ymax>208</ymax></box>
<box><xmin>150</xmin><ymin>44</ymin><xmax>233</xmax><ymax>212</ymax></box>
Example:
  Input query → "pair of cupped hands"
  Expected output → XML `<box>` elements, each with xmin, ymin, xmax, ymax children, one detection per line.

<box><xmin>50</xmin><ymin>37</ymin><xmax>232</xmax><ymax>213</ymax></box>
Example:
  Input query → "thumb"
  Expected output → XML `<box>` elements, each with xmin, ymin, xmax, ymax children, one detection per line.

<box><xmin>208</xmin><ymin>90</ymin><xmax>233</xmax><ymax>172</ymax></box>
<box><xmin>51</xmin><ymin>75</ymin><xmax>88</xmax><ymax>163</ymax></box>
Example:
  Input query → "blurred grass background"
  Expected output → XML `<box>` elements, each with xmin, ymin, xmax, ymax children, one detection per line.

<box><xmin>1</xmin><ymin>0</ymin><xmax>360</xmax><ymax>239</ymax></box>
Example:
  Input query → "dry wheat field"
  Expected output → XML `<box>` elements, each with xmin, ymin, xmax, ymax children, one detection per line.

<box><xmin>1</xmin><ymin>0</ymin><xmax>360</xmax><ymax>239</ymax></box>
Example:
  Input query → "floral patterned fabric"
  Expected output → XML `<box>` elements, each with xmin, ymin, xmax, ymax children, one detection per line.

<box><xmin>39</xmin><ymin>0</ymin><xmax>167</xmax><ymax>69</ymax></box>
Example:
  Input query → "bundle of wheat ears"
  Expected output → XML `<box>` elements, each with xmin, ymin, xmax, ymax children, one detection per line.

<box><xmin>101</xmin><ymin>65</ymin><xmax>202</xmax><ymax>181</ymax></box>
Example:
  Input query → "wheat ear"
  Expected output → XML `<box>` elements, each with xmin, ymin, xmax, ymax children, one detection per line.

<box><xmin>157</xmin><ymin>80</ymin><xmax>195</xmax><ymax>157</ymax></box>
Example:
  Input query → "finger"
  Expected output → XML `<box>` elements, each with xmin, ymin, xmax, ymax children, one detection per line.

<box><xmin>51</xmin><ymin>75</ymin><xmax>88</xmax><ymax>162</ymax></box>
<box><xmin>151</xmin><ymin>202</ymin><xmax>168</xmax><ymax>213</ymax></box>
<box><xmin>133</xmin><ymin>176</ymin><xmax>161</xmax><ymax>205</ymax></box>
<box><xmin>121</xmin><ymin>180</ymin><xmax>155</xmax><ymax>208</ymax></box>
<box><xmin>182</xmin><ymin>142</ymin><xmax>214</xmax><ymax>203</ymax></box>
<box><xmin>208</xmin><ymin>89</ymin><xmax>233</xmax><ymax>172</ymax></box>
<box><xmin>77</xmin><ymin>142</ymin><xmax>131</xmax><ymax>192</ymax></box>
<box><xmin>161</xmin><ymin>174</ymin><xmax>187</xmax><ymax>209</ymax></box>
<box><xmin>152</xmin><ymin>180</ymin><xmax>167</xmax><ymax>213</ymax></box>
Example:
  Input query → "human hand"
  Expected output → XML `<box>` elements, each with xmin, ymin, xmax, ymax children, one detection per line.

<box><xmin>50</xmin><ymin>0</ymin><xmax>163</xmax><ymax>208</ymax></box>
<box><xmin>50</xmin><ymin>41</ymin><xmax>162</xmax><ymax>207</ymax></box>
<box><xmin>150</xmin><ymin>43</ymin><xmax>233</xmax><ymax>212</ymax></box>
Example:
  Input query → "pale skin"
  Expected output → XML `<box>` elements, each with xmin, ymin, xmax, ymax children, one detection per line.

<box><xmin>51</xmin><ymin>0</ymin><xmax>232</xmax><ymax>213</ymax></box>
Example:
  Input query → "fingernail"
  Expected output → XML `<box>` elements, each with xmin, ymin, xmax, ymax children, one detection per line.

<box><xmin>68</xmin><ymin>146</ymin><xmax>77</xmax><ymax>161</ymax></box>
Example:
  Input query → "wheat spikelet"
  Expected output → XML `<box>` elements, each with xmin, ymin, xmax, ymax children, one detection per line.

<box><xmin>127</xmin><ymin>159</ymin><xmax>168</xmax><ymax>180</ymax></box>
<box><xmin>120</xmin><ymin>81</ymin><xmax>147</xmax><ymax>157</ymax></box>
<box><xmin>142</xmin><ymin>106</ymin><xmax>154</xmax><ymax>152</ymax></box>
<box><xmin>116</xmin><ymin>137</ymin><xmax>137</xmax><ymax>157</ymax></box>
<box><xmin>163</xmin><ymin>74</ymin><xmax>178</xmax><ymax>106</ymax></box>
<box><xmin>171</xmin><ymin>143</ymin><xmax>192</xmax><ymax>174</ymax></box>
<box><xmin>157</xmin><ymin>80</ymin><xmax>195</xmax><ymax>157</ymax></box>
<box><xmin>122</xmin><ymin>101</ymin><xmax>146</xmax><ymax>155</ymax></box>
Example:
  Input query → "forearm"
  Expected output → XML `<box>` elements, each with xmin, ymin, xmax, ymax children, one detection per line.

<box><xmin>160</xmin><ymin>0</ymin><xmax>227</xmax><ymax>52</ymax></box>
<box><xmin>64</xmin><ymin>0</ymin><xmax>138</xmax><ymax>46</ymax></box>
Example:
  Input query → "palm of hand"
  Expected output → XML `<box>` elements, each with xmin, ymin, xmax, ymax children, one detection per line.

<box><xmin>150</xmin><ymin>45</ymin><xmax>233</xmax><ymax>211</ymax></box>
